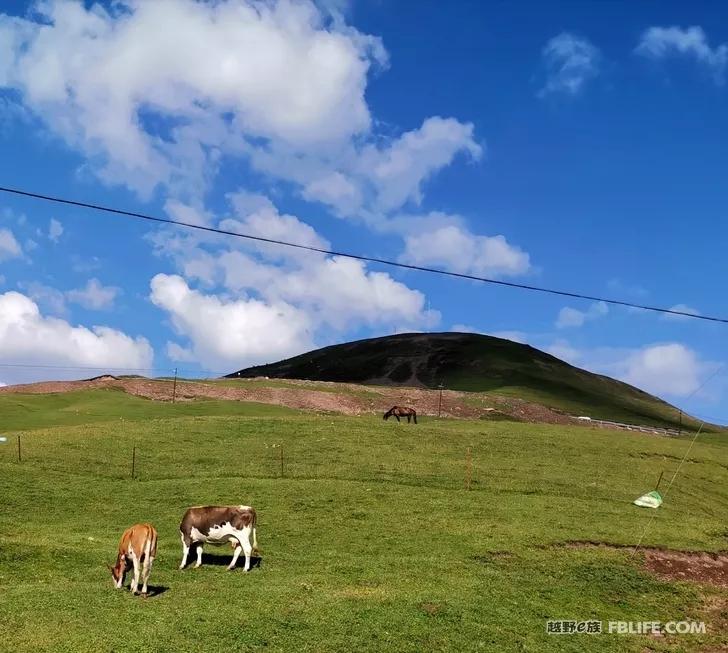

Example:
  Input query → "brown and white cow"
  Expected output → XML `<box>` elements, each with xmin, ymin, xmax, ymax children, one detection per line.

<box><xmin>110</xmin><ymin>523</ymin><xmax>158</xmax><ymax>595</ymax></box>
<box><xmin>179</xmin><ymin>505</ymin><xmax>258</xmax><ymax>572</ymax></box>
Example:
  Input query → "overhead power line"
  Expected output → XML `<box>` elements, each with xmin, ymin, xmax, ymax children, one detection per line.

<box><xmin>1</xmin><ymin>185</ymin><xmax>726</xmax><ymax>324</ymax></box>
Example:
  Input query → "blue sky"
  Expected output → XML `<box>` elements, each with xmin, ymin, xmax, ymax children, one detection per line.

<box><xmin>0</xmin><ymin>0</ymin><xmax>726</xmax><ymax>422</ymax></box>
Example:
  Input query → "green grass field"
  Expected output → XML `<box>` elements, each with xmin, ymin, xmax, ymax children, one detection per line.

<box><xmin>1</xmin><ymin>389</ymin><xmax>727</xmax><ymax>652</ymax></box>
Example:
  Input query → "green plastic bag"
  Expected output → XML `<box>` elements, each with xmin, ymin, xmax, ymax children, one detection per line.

<box><xmin>633</xmin><ymin>490</ymin><xmax>663</xmax><ymax>509</ymax></box>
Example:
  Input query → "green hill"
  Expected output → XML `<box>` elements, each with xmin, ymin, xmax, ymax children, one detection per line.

<box><xmin>228</xmin><ymin>332</ymin><xmax>714</xmax><ymax>431</ymax></box>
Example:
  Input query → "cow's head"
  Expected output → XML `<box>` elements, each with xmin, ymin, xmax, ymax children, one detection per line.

<box><xmin>109</xmin><ymin>555</ymin><xmax>127</xmax><ymax>589</ymax></box>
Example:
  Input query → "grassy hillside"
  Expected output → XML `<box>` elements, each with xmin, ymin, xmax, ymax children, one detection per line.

<box><xmin>229</xmin><ymin>332</ymin><xmax>710</xmax><ymax>431</ymax></box>
<box><xmin>0</xmin><ymin>388</ymin><xmax>297</xmax><ymax>431</ymax></box>
<box><xmin>1</xmin><ymin>395</ymin><xmax>727</xmax><ymax>651</ymax></box>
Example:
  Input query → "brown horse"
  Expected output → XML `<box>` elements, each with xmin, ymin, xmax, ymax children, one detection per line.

<box><xmin>383</xmin><ymin>406</ymin><xmax>417</xmax><ymax>424</ymax></box>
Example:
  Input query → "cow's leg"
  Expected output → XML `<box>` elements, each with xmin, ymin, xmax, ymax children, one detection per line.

<box><xmin>130</xmin><ymin>552</ymin><xmax>141</xmax><ymax>594</ymax></box>
<box><xmin>395</xmin><ymin>415</ymin><xmax>400</xmax><ymax>422</ymax></box>
<box><xmin>179</xmin><ymin>532</ymin><xmax>191</xmax><ymax>570</ymax></box>
<box><xmin>141</xmin><ymin>556</ymin><xmax>153</xmax><ymax>595</ymax></box>
<box><xmin>195</xmin><ymin>542</ymin><xmax>203</xmax><ymax>568</ymax></box>
<box><xmin>227</xmin><ymin>539</ymin><xmax>243</xmax><ymax>571</ymax></box>
<box><xmin>240</xmin><ymin>527</ymin><xmax>253</xmax><ymax>572</ymax></box>
<box><xmin>141</xmin><ymin>538</ymin><xmax>153</xmax><ymax>595</ymax></box>
<box><xmin>407</xmin><ymin>415</ymin><xmax>411</xmax><ymax>423</ymax></box>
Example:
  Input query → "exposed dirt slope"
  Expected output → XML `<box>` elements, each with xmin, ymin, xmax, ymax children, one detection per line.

<box><xmin>0</xmin><ymin>375</ymin><xmax>572</xmax><ymax>424</ymax></box>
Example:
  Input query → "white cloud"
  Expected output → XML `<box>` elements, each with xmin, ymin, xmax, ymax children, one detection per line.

<box><xmin>18</xmin><ymin>281</ymin><xmax>67</xmax><ymax>316</ymax></box>
<box><xmin>66</xmin><ymin>278</ymin><xmax>120</xmax><ymax>310</ymax></box>
<box><xmin>0</xmin><ymin>2</ymin><xmax>480</xmax><ymax>224</ymax></box>
<box><xmin>546</xmin><ymin>339</ymin><xmax>582</xmax><ymax>364</ymax></box>
<box><xmin>356</xmin><ymin>116</ymin><xmax>481</xmax><ymax>214</ymax></box>
<box><xmin>264</xmin><ymin>115</ymin><xmax>481</xmax><ymax>220</ymax></box>
<box><xmin>0</xmin><ymin>290</ymin><xmax>153</xmax><ymax>384</ymax></box>
<box><xmin>301</xmin><ymin>171</ymin><xmax>363</xmax><ymax>216</ymax></box>
<box><xmin>539</xmin><ymin>32</ymin><xmax>600</xmax><ymax>97</ymax></box>
<box><xmin>150</xmin><ymin>273</ymin><xmax>314</xmax><ymax>371</ymax></box>
<box><xmin>619</xmin><ymin>344</ymin><xmax>711</xmax><ymax>397</ymax></box>
<box><xmin>400</xmin><ymin>223</ymin><xmax>530</xmax><ymax>278</ymax></box>
<box><xmin>149</xmin><ymin>194</ymin><xmax>439</xmax><ymax>369</ymax></box>
<box><xmin>636</xmin><ymin>26</ymin><xmax>727</xmax><ymax>83</ymax></box>
<box><xmin>0</xmin><ymin>227</ymin><xmax>22</xmax><ymax>261</ymax></box>
<box><xmin>663</xmin><ymin>304</ymin><xmax>702</xmax><ymax>322</ymax></box>
<box><xmin>544</xmin><ymin>338</ymin><xmax>718</xmax><ymax>399</ymax></box>
<box><xmin>556</xmin><ymin>301</ymin><xmax>608</xmax><ymax>328</ymax></box>
<box><xmin>0</xmin><ymin>0</ymin><xmax>385</xmax><ymax>197</ymax></box>
<box><xmin>48</xmin><ymin>218</ymin><xmax>63</xmax><ymax>243</ymax></box>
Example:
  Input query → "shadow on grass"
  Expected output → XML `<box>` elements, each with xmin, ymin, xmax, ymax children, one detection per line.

<box><xmin>180</xmin><ymin>548</ymin><xmax>262</xmax><ymax>570</ymax></box>
<box><xmin>142</xmin><ymin>585</ymin><xmax>169</xmax><ymax>598</ymax></box>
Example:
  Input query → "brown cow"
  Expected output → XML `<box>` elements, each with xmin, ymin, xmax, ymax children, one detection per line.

<box><xmin>383</xmin><ymin>406</ymin><xmax>418</xmax><ymax>424</ymax></box>
<box><xmin>110</xmin><ymin>523</ymin><xmax>158</xmax><ymax>595</ymax></box>
<box><xmin>179</xmin><ymin>505</ymin><xmax>258</xmax><ymax>572</ymax></box>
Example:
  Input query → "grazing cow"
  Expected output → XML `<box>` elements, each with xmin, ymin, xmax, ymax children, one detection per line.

<box><xmin>110</xmin><ymin>523</ymin><xmax>158</xmax><ymax>595</ymax></box>
<box><xmin>383</xmin><ymin>406</ymin><xmax>418</xmax><ymax>424</ymax></box>
<box><xmin>179</xmin><ymin>505</ymin><xmax>258</xmax><ymax>572</ymax></box>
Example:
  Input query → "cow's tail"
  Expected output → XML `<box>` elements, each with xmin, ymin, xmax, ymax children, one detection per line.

<box><xmin>252</xmin><ymin>510</ymin><xmax>259</xmax><ymax>553</ymax></box>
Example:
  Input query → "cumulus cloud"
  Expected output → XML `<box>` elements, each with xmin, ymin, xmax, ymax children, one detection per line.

<box><xmin>619</xmin><ymin>344</ymin><xmax>712</xmax><ymax>397</ymax></box>
<box><xmin>539</xmin><ymin>32</ymin><xmax>600</xmax><ymax>97</ymax></box>
<box><xmin>0</xmin><ymin>227</ymin><xmax>22</xmax><ymax>261</ymax></box>
<box><xmin>0</xmin><ymin>0</ymin><xmax>385</xmax><ymax>197</ymax></box>
<box><xmin>0</xmin><ymin>290</ymin><xmax>153</xmax><ymax>384</ymax></box>
<box><xmin>636</xmin><ymin>26</ymin><xmax>727</xmax><ymax>83</ymax></box>
<box><xmin>150</xmin><ymin>273</ymin><xmax>314</xmax><ymax>371</ymax></box>
<box><xmin>66</xmin><ymin>278</ymin><xmax>120</xmax><ymax>310</ymax></box>
<box><xmin>0</xmin><ymin>1</ymin><xmax>480</xmax><ymax>223</ymax></box>
<box><xmin>149</xmin><ymin>194</ymin><xmax>439</xmax><ymax>369</ymax></box>
<box><xmin>347</xmin><ymin>116</ymin><xmax>481</xmax><ymax>216</ymax></box>
<box><xmin>545</xmin><ymin>338</ymin><xmax>718</xmax><ymax>399</ymax></box>
<box><xmin>260</xmin><ymin>115</ymin><xmax>482</xmax><ymax>221</ymax></box>
<box><xmin>48</xmin><ymin>218</ymin><xmax>63</xmax><ymax>243</ymax></box>
<box><xmin>556</xmin><ymin>301</ymin><xmax>608</xmax><ymax>328</ymax></box>
<box><xmin>400</xmin><ymin>223</ymin><xmax>530</xmax><ymax>278</ymax></box>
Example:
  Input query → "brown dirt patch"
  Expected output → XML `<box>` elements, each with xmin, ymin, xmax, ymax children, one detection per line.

<box><xmin>564</xmin><ymin>541</ymin><xmax>728</xmax><ymax>589</ymax></box>
<box><xmin>643</xmin><ymin>550</ymin><xmax>728</xmax><ymax>589</ymax></box>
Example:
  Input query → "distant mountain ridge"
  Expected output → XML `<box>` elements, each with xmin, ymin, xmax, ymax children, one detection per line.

<box><xmin>228</xmin><ymin>332</ymin><xmax>705</xmax><ymax>430</ymax></box>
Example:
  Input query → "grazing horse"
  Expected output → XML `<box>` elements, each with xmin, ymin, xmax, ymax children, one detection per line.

<box><xmin>383</xmin><ymin>406</ymin><xmax>417</xmax><ymax>424</ymax></box>
<box><xmin>110</xmin><ymin>523</ymin><xmax>158</xmax><ymax>595</ymax></box>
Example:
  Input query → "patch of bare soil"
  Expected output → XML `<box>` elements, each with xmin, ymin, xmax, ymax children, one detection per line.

<box><xmin>0</xmin><ymin>375</ymin><xmax>574</xmax><ymax>425</ymax></box>
<box><xmin>643</xmin><ymin>550</ymin><xmax>728</xmax><ymax>589</ymax></box>
<box><xmin>564</xmin><ymin>542</ymin><xmax>728</xmax><ymax>589</ymax></box>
